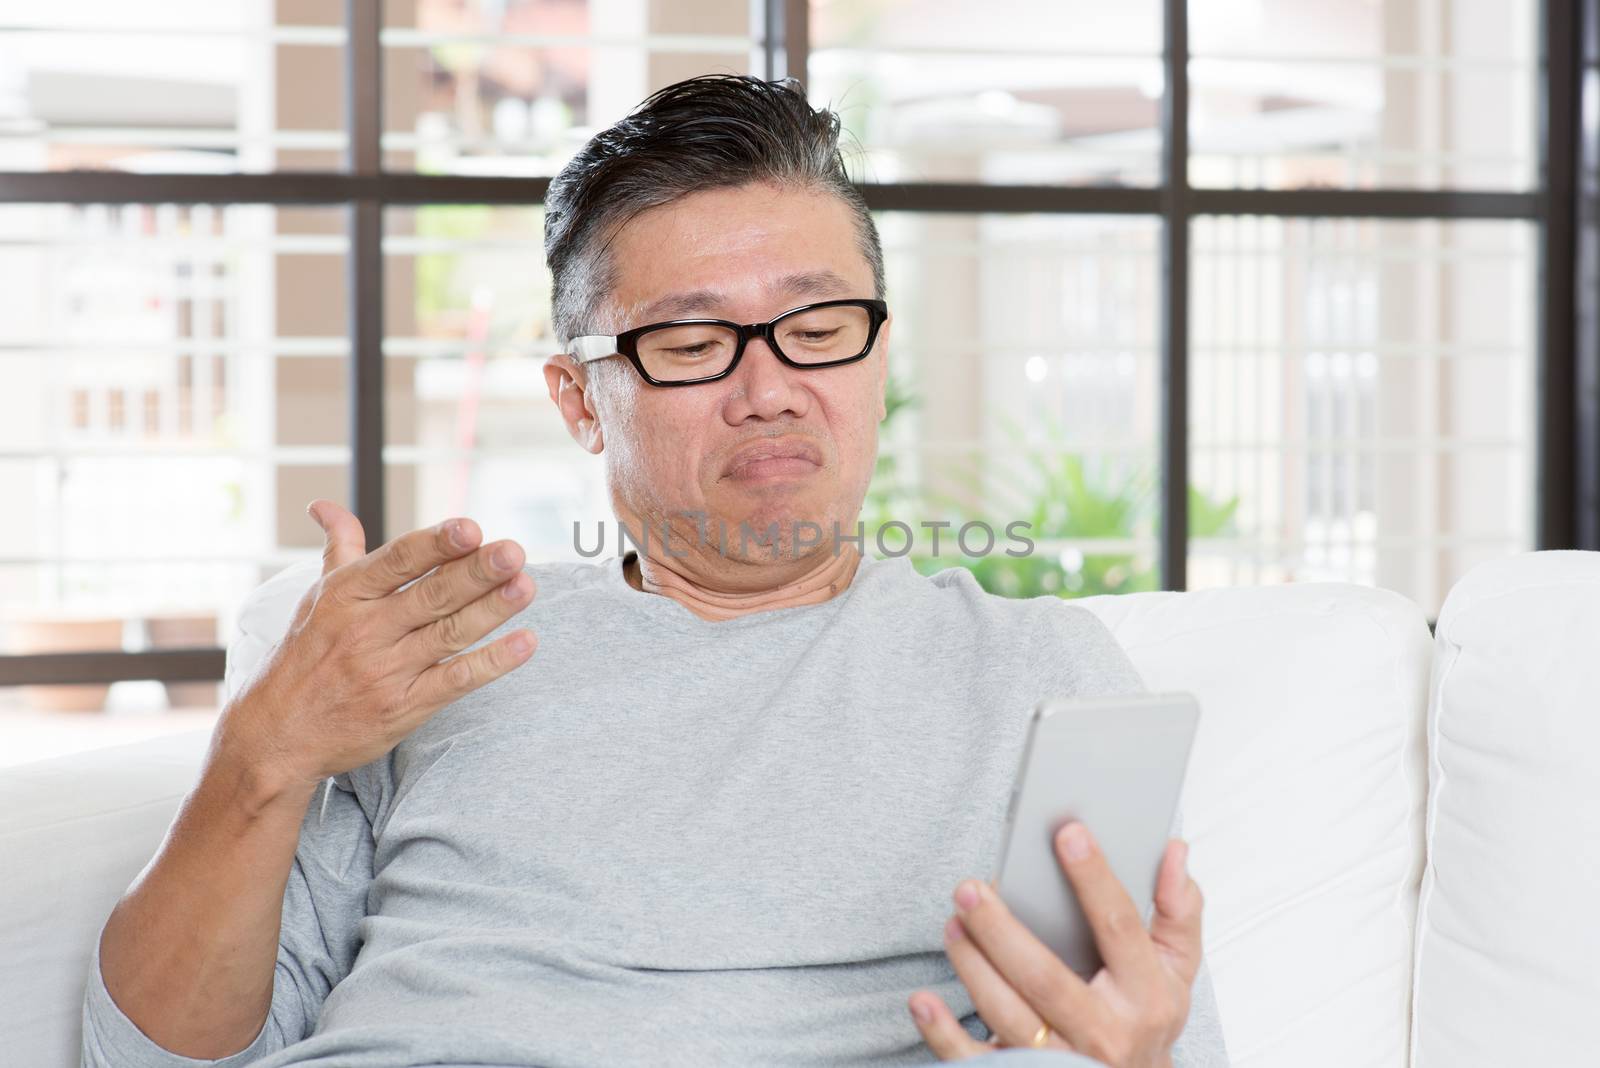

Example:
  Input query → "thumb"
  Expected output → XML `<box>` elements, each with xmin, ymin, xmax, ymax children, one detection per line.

<box><xmin>308</xmin><ymin>499</ymin><xmax>366</xmax><ymax>575</ymax></box>
<box><xmin>1149</xmin><ymin>839</ymin><xmax>1204</xmax><ymax>984</ymax></box>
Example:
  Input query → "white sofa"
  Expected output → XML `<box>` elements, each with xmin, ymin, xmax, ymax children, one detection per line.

<box><xmin>3</xmin><ymin>550</ymin><xmax>1596</xmax><ymax>1068</ymax></box>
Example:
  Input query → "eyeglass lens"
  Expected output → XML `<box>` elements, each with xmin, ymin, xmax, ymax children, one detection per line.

<box><xmin>635</xmin><ymin>304</ymin><xmax>872</xmax><ymax>382</ymax></box>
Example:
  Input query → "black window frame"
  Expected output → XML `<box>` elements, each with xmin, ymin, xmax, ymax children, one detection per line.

<box><xmin>0</xmin><ymin>0</ymin><xmax>1593</xmax><ymax>689</ymax></box>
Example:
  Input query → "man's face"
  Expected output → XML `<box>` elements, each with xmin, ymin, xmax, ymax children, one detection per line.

<box><xmin>545</xmin><ymin>182</ymin><xmax>890</xmax><ymax>573</ymax></box>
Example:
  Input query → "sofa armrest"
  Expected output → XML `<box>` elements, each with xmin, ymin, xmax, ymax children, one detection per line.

<box><xmin>0</xmin><ymin>730</ymin><xmax>212</xmax><ymax>1068</ymax></box>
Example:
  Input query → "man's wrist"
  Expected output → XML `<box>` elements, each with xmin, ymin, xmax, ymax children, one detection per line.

<box><xmin>205</xmin><ymin>705</ymin><xmax>322</xmax><ymax>820</ymax></box>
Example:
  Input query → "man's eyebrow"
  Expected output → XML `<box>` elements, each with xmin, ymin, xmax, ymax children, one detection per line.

<box><xmin>632</xmin><ymin>271</ymin><xmax>857</xmax><ymax>326</ymax></box>
<box><xmin>768</xmin><ymin>270</ymin><xmax>854</xmax><ymax>302</ymax></box>
<box><xmin>636</xmin><ymin>290</ymin><xmax>725</xmax><ymax>323</ymax></box>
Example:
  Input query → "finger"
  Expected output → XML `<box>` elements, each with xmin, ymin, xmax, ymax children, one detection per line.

<box><xmin>343</xmin><ymin>517</ymin><xmax>482</xmax><ymax>600</ymax></box>
<box><xmin>391</xmin><ymin>538</ymin><xmax>527</xmax><ymax>632</ymax></box>
<box><xmin>907</xmin><ymin>991</ymin><xmax>999</xmax><ymax>1061</ymax></box>
<box><xmin>309</xmin><ymin>500</ymin><xmax>367</xmax><ymax>575</ymax></box>
<box><xmin>404</xmin><ymin>627</ymin><xmax>537</xmax><ymax>716</ymax></box>
<box><xmin>1148</xmin><ymin>839</ymin><xmax>1205</xmax><ymax>983</ymax></box>
<box><xmin>402</xmin><ymin>570</ymin><xmax>536</xmax><ymax>664</ymax></box>
<box><xmin>1054</xmin><ymin>822</ymin><xmax>1164</xmax><ymax>990</ymax></box>
<box><xmin>950</xmin><ymin>879</ymin><xmax>1098</xmax><ymax>1044</ymax></box>
<box><xmin>940</xmin><ymin>915</ymin><xmax>1054</xmax><ymax>1050</ymax></box>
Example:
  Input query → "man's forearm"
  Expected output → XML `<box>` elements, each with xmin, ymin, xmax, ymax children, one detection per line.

<box><xmin>97</xmin><ymin>733</ymin><xmax>319</xmax><ymax>1059</ymax></box>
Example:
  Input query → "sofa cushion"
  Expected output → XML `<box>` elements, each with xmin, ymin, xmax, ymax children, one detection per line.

<box><xmin>0</xmin><ymin>729</ymin><xmax>211</xmax><ymax>1068</ymax></box>
<box><xmin>1078</xmin><ymin>583</ymin><xmax>1432</xmax><ymax>1068</ymax></box>
<box><xmin>1412</xmin><ymin>550</ymin><xmax>1600</xmax><ymax>1067</ymax></box>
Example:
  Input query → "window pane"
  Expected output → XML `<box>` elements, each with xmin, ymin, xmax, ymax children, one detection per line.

<box><xmin>1188</xmin><ymin>217</ymin><xmax>1537</xmax><ymax>616</ymax></box>
<box><xmin>382</xmin><ymin>205</ymin><xmax>609</xmax><ymax>560</ymax></box>
<box><xmin>0</xmin><ymin>3</ymin><xmax>347</xmax><ymax>172</ymax></box>
<box><xmin>874</xmin><ymin>212</ymin><xmax>1162</xmax><ymax>597</ymax></box>
<box><xmin>382</xmin><ymin>0</ymin><xmax>754</xmax><ymax>175</ymax></box>
<box><xmin>1189</xmin><ymin>0</ymin><xmax>1538</xmax><ymax>190</ymax></box>
<box><xmin>0</xmin><ymin>203</ymin><xmax>348</xmax><ymax>669</ymax></box>
<box><xmin>809</xmin><ymin>0</ymin><xmax>1162</xmax><ymax>186</ymax></box>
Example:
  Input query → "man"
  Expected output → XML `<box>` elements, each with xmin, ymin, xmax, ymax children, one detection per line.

<box><xmin>83</xmin><ymin>75</ymin><xmax>1227</xmax><ymax>1067</ymax></box>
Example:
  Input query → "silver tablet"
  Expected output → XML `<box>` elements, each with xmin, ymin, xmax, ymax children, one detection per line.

<box><xmin>992</xmin><ymin>692</ymin><xmax>1201</xmax><ymax>978</ymax></box>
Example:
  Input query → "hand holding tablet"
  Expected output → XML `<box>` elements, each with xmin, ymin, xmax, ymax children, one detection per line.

<box><xmin>995</xmin><ymin>692</ymin><xmax>1201</xmax><ymax>977</ymax></box>
<box><xmin>908</xmin><ymin>693</ymin><xmax>1206</xmax><ymax>1062</ymax></box>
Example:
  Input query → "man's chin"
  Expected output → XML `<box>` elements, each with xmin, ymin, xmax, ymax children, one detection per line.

<box><xmin>697</xmin><ymin>507</ymin><xmax>854</xmax><ymax>565</ymax></box>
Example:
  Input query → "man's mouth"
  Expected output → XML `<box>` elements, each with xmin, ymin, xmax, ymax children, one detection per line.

<box><xmin>721</xmin><ymin>436</ymin><xmax>825</xmax><ymax>481</ymax></box>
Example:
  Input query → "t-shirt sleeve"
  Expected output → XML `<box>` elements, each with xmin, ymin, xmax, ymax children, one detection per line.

<box><xmin>81</xmin><ymin>771</ymin><xmax>375</xmax><ymax>1067</ymax></box>
<box><xmin>1174</xmin><ymin>955</ymin><xmax>1232</xmax><ymax>1067</ymax></box>
<box><xmin>1026</xmin><ymin>599</ymin><xmax>1148</xmax><ymax>700</ymax></box>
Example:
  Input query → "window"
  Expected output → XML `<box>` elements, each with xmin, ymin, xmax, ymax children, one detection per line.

<box><xmin>1188</xmin><ymin>216</ymin><xmax>1537</xmax><ymax>608</ymax></box>
<box><xmin>1188</xmin><ymin>0</ymin><xmax>1538</xmax><ymax>190</ymax></box>
<box><xmin>382</xmin><ymin>203</ymin><xmax>608</xmax><ymax>563</ymax></box>
<box><xmin>0</xmin><ymin>0</ymin><xmax>1590</xmax><ymax>757</ymax></box>
<box><xmin>809</xmin><ymin>0</ymin><xmax>1163</xmax><ymax>186</ymax></box>
<box><xmin>868</xmin><ymin>212</ymin><xmax>1163</xmax><ymax>597</ymax></box>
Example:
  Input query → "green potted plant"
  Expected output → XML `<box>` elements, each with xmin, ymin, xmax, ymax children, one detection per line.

<box><xmin>865</xmin><ymin>379</ymin><xmax>1239</xmax><ymax>599</ymax></box>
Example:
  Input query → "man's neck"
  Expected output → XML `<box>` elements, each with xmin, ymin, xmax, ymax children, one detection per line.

<box><xmin>624</xmin><ymin>543</ymin><xmax>863</xmax><ymax>622</ymax></box>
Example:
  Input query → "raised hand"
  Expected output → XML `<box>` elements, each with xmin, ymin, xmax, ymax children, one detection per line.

<box><xmin>216</xmin><ymin>499</ymin><xmax>538</xmax><ymax>791</ymax></box>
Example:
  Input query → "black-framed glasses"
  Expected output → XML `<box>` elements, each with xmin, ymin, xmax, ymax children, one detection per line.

<box><xmin>568</xmin><ymin>298</ymin><xmax>889</xmax><ymax>386</ymax></box>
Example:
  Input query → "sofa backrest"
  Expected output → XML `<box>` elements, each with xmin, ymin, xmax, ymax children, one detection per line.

<box><xmin>1078</xmin><ymin>583</ymin><xmax>1432</xmax><ymax>1068</ymax></box>
<box><xmin>224</xmin><ymin>557</ymin><xmax>321</xmax><ymax>700</ymax></box>
<box><xmin>1411</xmin><ymin>550</ymin><xmax>1600</xmax><ymax>1067</ymax></box>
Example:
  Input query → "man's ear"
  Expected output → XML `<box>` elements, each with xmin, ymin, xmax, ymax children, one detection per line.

<box><xmin>544</xmin><ymin>353</ymin><xmax>605</xmax><ymax>454</ymax></box>
<box><xmin>874</xmin><ymin>317</ymin><xmax>892</xmax><ymax>423</ymax></box>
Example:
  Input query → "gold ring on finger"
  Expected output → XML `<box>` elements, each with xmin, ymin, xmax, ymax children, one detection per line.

<box><xmin>1030</xmin><ymin>1024</ymin><xmax>1051</xmax><ymax>1048</ymax></box>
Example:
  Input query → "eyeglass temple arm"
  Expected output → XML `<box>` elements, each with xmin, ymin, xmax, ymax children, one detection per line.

<box><xmin>568</xmin><ymin>336</ymin><xmax>619</xmax><ymax>363</ymax></box>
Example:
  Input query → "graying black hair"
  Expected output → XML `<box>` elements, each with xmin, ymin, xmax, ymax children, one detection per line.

<box><xmin>543</xmin><ymin>74</ymin><xmax>885</xmax><ymax>345</ymax></box>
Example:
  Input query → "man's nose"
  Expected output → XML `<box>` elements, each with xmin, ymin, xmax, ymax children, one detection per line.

<box><xmin>724</xmin><ymin>336</ymin><xmax>810</xmax><ymax>422</ymax></box>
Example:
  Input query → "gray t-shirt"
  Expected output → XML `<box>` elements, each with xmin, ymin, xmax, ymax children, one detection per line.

<box><xmin>83</xmin><ymin>551</ymin><xmax>1228</xmax><ymax>1067</ymax></box>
